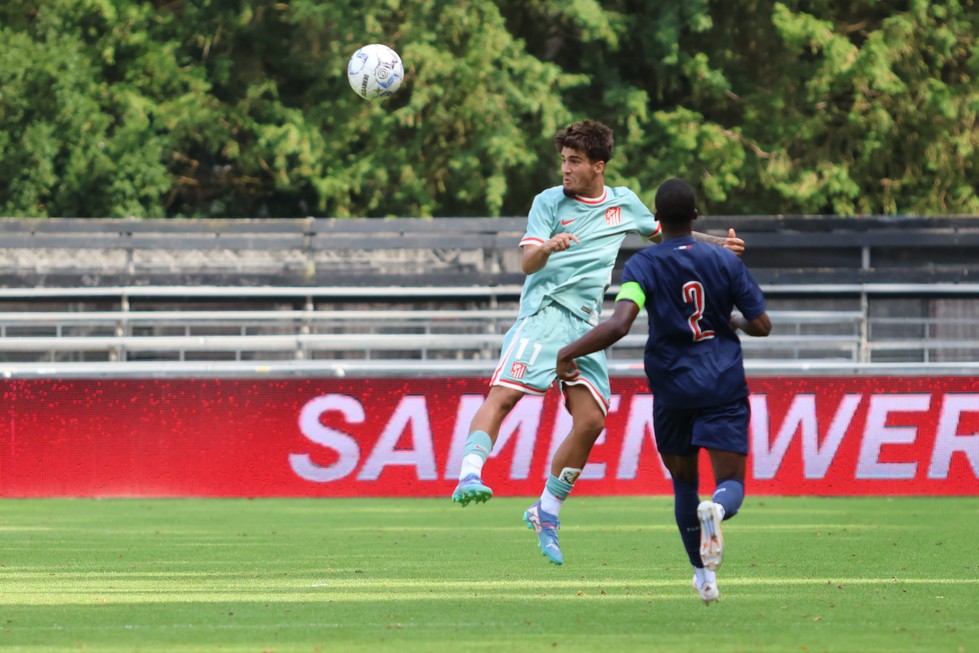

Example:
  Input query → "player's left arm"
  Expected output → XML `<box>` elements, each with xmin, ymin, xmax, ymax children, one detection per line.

<box><xmin>692</xmin><ymin>227</ymin><xmax>744</xmax><ymax>256</ymax></box>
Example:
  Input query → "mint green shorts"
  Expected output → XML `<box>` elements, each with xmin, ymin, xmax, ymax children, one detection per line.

<box><xmin>489</xmin><ymin>303</ymin><xmax>612</xmax><ymax>414</ymax></box>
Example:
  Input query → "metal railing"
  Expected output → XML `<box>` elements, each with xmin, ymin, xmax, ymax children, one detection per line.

<box><xmin>0</xmin><ymin>284</ymin><xmax>976</xmax><ymax>369</ymax></box>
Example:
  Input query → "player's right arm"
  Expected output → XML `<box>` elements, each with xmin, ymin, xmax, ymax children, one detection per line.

<box><xmin>519</xmin><ymin>192</ymin><xmax>579</xmax><ymax>274</ymax></box>
<box><xmin>521</xmin><ymin>233</ymin><xmax>580</xmax><ymax>274</ymax></box>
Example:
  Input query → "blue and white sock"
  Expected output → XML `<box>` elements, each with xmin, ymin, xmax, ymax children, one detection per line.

<box><xmin>458</xmin><ymin>430</ymin><xmax>493</xmax><ymax>481</ymax></box>
<box><xmin>540</xmin><ymin>472</ymin><xmax>575</xmax><ymax>516</ymax></box>
<box><xmin>712</xmin><ymin>479</ymin><xmax>745</xmax><ymax>520</ymax></box>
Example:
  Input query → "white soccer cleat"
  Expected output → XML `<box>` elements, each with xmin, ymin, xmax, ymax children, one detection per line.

<box><xmin>692</xmin><ymin>574</ymin><xmax>720</xmax><ymax>605</ymax></box>
<box><xmin>697</xmin><ymin>500</ymin><xmax>724</xmax><ymax>571</ymax></box>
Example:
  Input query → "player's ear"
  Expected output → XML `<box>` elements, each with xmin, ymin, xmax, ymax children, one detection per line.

<box><xmin>692</xmin><ymin>209</ymin><xmax>699</xmax><ymax>221</ymax></box>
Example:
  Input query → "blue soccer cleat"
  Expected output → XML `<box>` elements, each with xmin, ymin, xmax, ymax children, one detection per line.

<box><xmin>451</xmin><ymin>474</ymin><xmax>493</xmax><ymax>506</ymax></box>
<box><xmin>523</xmin><ymin>501</ymin><xmax>563</xmax><ymax>565</ymax></box>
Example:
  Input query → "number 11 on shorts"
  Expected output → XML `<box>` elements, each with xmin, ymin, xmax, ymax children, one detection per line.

<box><xmin>515</xmin><ymin>338</ymin><xmax>544</xmax><ymax>365</ymax></box>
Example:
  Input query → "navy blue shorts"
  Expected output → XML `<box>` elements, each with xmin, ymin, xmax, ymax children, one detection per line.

<box><xmin>653</xmin><ymin>397</ymin><xmax>751</xmax><ymax>456</ymax></box>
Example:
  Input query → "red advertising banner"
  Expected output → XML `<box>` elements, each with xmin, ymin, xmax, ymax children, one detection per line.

<box><xmin>0</xmin><ymin>376</ymin><xmax>976</xmax><ymax>497</ymax></box>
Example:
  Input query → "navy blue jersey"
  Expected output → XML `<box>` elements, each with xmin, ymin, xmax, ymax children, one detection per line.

<box><xmin>619</xmin><ymin>235</ymin><xmax>766</xmax><ymax>409</ymax></box>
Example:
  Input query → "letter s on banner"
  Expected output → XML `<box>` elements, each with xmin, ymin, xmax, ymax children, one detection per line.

<box><xmin>289</xmin><ymin>395</ymin><xmax>364</xmax><ymax>482</ymax></box>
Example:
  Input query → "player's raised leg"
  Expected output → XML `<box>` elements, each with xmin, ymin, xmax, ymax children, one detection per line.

<box><xmin>697</xmin><ymin>499</ymin><xmax>725</xmax><ymax>571</ymax></box>
<box><xmin>451</xmin><ymin>430</ymin><xmax>494</xmax><ymax>506</ymax></box>
<box><xmin>451</xmin><ymin>385</ymin><xmax>523</xmax><ymax>506</ymax></box>
<box><xmin>700</xmin><ymin>449</ymin><xmax>747</xmax><ymax>569</ymax></box>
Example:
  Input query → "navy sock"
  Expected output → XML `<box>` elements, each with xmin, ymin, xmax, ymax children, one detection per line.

<box><xmin>672</xmin><ymin>477</ymin><xmax>702</xmax><ymax>568</ymax></box>
<box><xmin>713</xmin><ymin>478</ymin><xmax>745</xmax><ymax>520</ymax></box>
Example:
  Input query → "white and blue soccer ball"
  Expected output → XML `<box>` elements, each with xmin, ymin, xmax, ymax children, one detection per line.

<box><xmin>347</xmin><ymin>44</ymin><xmax>405</xmax><ymax>100</ymax></box>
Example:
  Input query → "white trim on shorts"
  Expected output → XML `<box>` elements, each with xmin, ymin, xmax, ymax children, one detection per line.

<box><xmin>494</xmin><ymin>379</ymin><xmax>549</xmax><ymax>396</ymax></box>
<box><xmin>560</xmin><ymin>377</ymin><xmax>610</xmax><ymax>415</ymax></box>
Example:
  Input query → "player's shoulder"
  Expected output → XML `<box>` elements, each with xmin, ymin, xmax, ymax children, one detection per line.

<box><xmin>534</xmin><ymin>186</ymin><xmax>568</xmax><ymax>204</ymax></box>
<box><xmin>701</xmin><ymin>239</ymin><xmax>749</xmax><ymax>277</ymax></box>
<box><xmin>528</xmin><ymin>187</ymin><xmax>568</xmax><ymax>221</ymax></box>
<box><xmin>627</xmin><ymin>242</ymin><xmax>663</xmax><ymax>264</ymax></box>
<box><xmin>682</xmin><ymin>236</ymin><xmax>740</xmax><ymax>263</ymax></box>
<box><xmin>607</xmin><ymin>186</ymin><xmax>643</xmax><ymax>203</ymax></box>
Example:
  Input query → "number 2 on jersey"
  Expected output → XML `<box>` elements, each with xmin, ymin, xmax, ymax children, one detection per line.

<box><xmin>682</xmin><ymin>281</ymin><xmax>715</xmax><ymax>342</ymax></box>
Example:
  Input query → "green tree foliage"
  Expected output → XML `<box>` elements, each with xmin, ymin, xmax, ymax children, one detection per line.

<box><xmin>0</xmin><ymin>1</ymin><xmax>176</xmax><ymax>216</ymax></box>
<box><xmin>762</xmin><ymin>0</ymin><xmax>979</xmax><ymax>215</ymax></box>
<box><xmin>1</xmin><ymin>0</ymin><xmax>575</xmax><ymax>217</ymax></box>
<box><xmin>155</xmin><ymin>1</ymin><xmax>578</xmax><ymax>218</ymax></box>
<box><xmin>508</xmin><ymin>0</ymin><xmax>979</xmax><ymax>216</ymax></box>
<box><xmin>1</xmin><ymin>0</ymin><xmax>977</xmax><ymax>217</ymax></box>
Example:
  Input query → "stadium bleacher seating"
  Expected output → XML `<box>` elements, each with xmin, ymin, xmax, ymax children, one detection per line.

<box><xmin>0</xmin><ymin>216</ymin><xmax>977</xmax><ymax>373</ymax></box>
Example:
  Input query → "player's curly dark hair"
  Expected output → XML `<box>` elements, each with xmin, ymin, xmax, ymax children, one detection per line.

<box><xmin>554</xmin><ymin>120</ymin><xmax>614</xmax><ymax>163</ymax></box>
<box><xmin>655</xmin><ymin>178</ymin><xmax>698</xmax><ymax>224</ymax></box>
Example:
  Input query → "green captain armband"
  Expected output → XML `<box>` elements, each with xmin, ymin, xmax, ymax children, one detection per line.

<box><xmin>615</xmin><ymin>281</ymin><xmax>646</xmax><ymax>309</ymax></box>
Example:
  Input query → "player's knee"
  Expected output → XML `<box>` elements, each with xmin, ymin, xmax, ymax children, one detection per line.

<box><xmin>576</xmin><ymin>412</ymin><xmax>606</xmax><ymax>440</ymax></box>
<box><xmin>663</xmin><ymin>455</ymin><xmax>698</xmax><ymax>481</ymax></box>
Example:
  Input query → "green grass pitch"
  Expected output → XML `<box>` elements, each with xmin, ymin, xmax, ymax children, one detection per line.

<box><xmin>1</xmin><ymin>496</ymin><xmax>975</xmax><ymax>652</ymax></box>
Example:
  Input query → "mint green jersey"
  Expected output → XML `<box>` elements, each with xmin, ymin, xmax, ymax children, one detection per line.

<box><xmin>517</xmin><ymin>185</ymin><xmax>661</xmax><ymax>325</ymax></box>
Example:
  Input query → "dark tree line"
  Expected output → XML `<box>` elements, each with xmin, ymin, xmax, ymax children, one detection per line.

<box><xmin>1</xmin><ymin>0</ymin><xmax>976</xmax><ymax>218</ymax></box>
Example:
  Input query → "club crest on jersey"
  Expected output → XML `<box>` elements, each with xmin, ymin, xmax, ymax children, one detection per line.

<box><xmin>605</xmin><ymin>206</ymin><xmax>621</xmax><ymax>226</ymax></box>
<box><xmin>510</xmin><ymin>362</ymin><xmax>527</xmax><ymax>379</ymax></box>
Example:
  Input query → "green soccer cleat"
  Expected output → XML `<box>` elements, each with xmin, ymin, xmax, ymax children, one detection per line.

<box><xmin>451</xmin><ymin>474</ymin><xmax>493</xmax><ymax>507</ymax></box>
<box><xmin>523</xmin><ymin>501</ymin><xmax>563</xmax><ymax>565</ymax></box>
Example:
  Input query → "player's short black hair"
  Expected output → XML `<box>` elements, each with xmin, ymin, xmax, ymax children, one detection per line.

<box><xmin>554</xmin><ymin>120</ymin><xmax>614</xmax><ymax>163</ymax></box>
<box><xmin>655</xmin><ymin>178</ymin><xmax>698</xmax><ymax>224</ymax></box>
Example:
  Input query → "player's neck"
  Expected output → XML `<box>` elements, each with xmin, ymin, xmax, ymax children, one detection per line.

<box><xmin>661</xmin><ymin>224</ymin><xmax>693</xmax><ymax>239</ymax></box>
<box><xmin>578</xmin><ymin>179</ymin><xmax>605</xmax><ymax>199</ymax></box>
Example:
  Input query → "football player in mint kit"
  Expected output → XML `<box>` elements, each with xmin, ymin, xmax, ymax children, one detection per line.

<box><xmin>451</xmin><ymin>120</ymin><xmax>746</xmax><ymax>566</ymax></box>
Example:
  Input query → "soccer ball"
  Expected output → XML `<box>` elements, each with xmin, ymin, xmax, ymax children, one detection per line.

<box><xmin>347</xmin><ymin>44</ymin><xmax>405</xmax><ymax>100</ymax></box>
